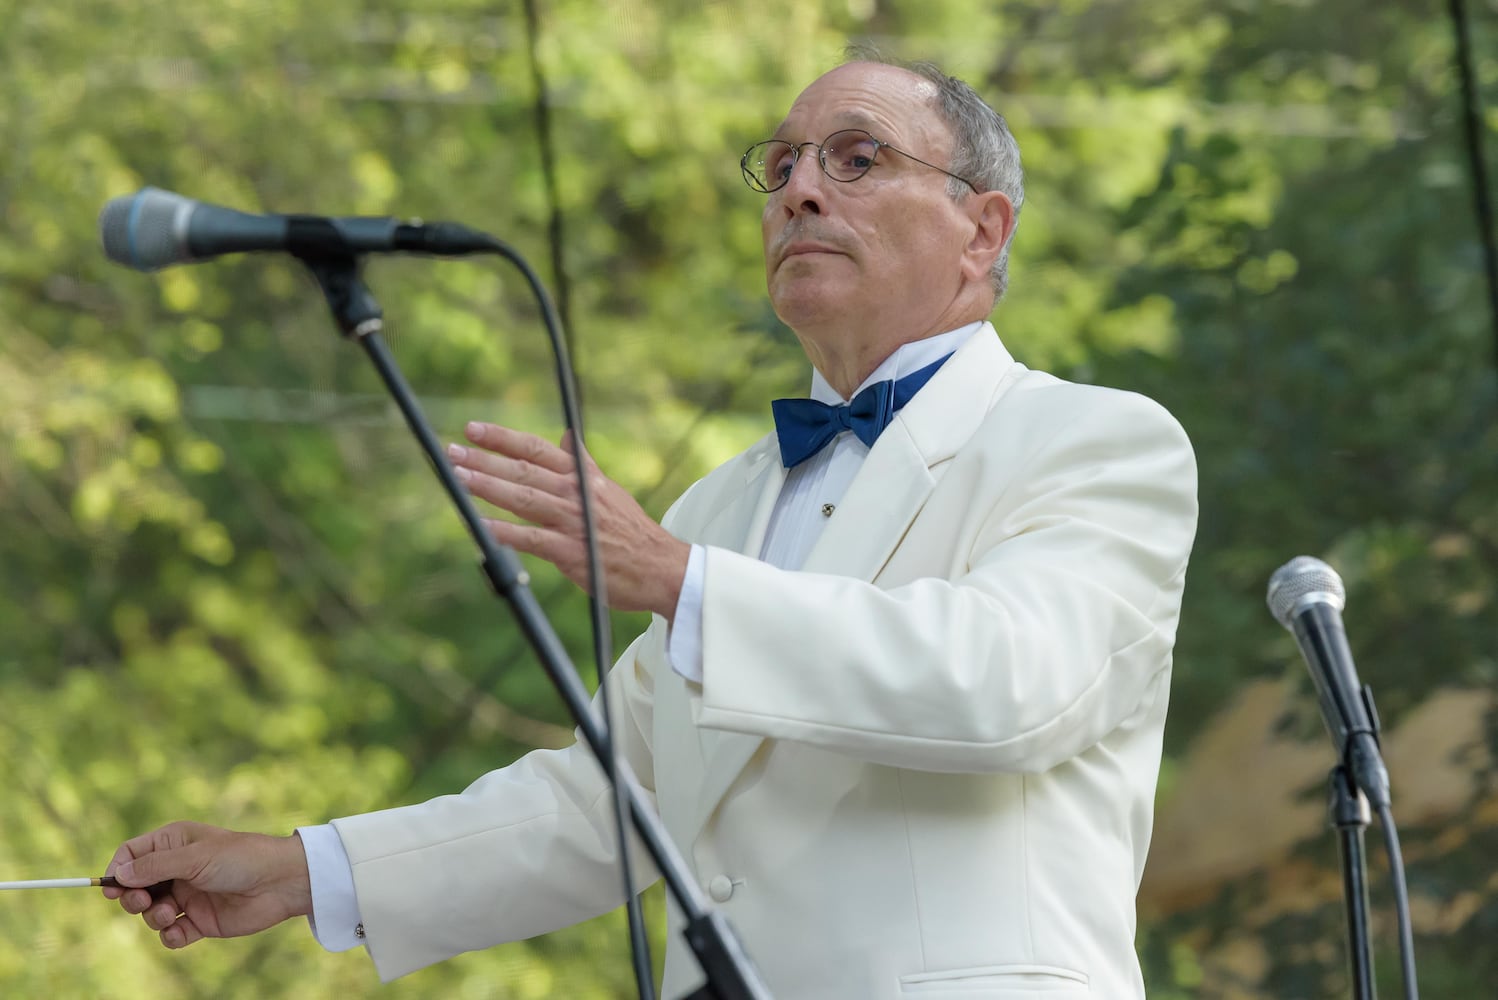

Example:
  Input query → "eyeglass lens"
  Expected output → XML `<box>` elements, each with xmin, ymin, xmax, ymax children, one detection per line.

<box><xmin>746</xmin><ymin>130</ymin><xmax>881</xmax><ymax>191</ymax></box>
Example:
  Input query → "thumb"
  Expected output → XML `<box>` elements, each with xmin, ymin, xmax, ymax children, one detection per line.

<box><xmin>565</xmin><ymin>431</ymin><xmax>603</xmax><ymax>478</ymax></box>
<box><xmin>116</xmin><ymin>844</ymin><xmax>203</xmax><ymax>889</ymax></box>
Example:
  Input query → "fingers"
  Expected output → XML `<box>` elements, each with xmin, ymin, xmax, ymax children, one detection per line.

<box><xmin>115</xmin><ymin>887</ymin><xmax>152</xmax><ymax>914</ymax></box>
<box><xmin>482</xmin><ymin>518</ymin><xmax>584</xmax><ymax>576</ymax></box>
<box><xmin>454</xmin><ymin>420</ymin><xmax>687</xmax><ymax>616</ymax></box>
<box><xmin>145</xmin><ymin>897</ymin><xmax>205</xmax><ymax>949</ymax></box>
<box><xmin>451</xmin><ymin>425</ymin><xmax>609</xmax><ymax>550</ymax></box>
<box><xmin>104</xmin><ymin>826</ymin><xmax>311</xmax><ymax>950</ymax></box>
<box><xmin>102</xmin><ymin>846</ymin><xmax>134</xmax><ymax>901</ymax></box>
<box><xmin>454</xmin><ymin>423</ymin><xmax>600</xmax><ymax>574</ymax></box>
<box><xmin>451</xmin><ymin>425</ymin><xmax>582</xmax><ymax>520</ymax></box>
<box><xmin>114</xmin><ymin>882</ymin><xmax>175</xmax><ymax>915</ymax></box>
<box><xmin>142</xmin><ymin>894</ymin><xmax>185</xmax><ymax>932</ymax></box>
<box><xmin>104</xmin><ymin>821</ymin><xmax>216</xmax><ymax>912</ymax></box>
<box><xmin>462</xmin><ymin>467</ymin><xmax>580</xmax><ymax>531</ymax></box>
<box><xmin>162</xmin><ymin>916</ymin><xmax>205</xmax><ymax>949</ymax></box>
<box><xmin>103</xmin><ymin>826</ymin><xmax>171</xmax><ymax>900</ymax></box>
<box><xmin>110</xmin><ymin>849</ymin><xmax>192</xmax><ymax>918</ymax></box>
<box><xmin>449</xmin><ymin>442</ymin><xmax>576</xmax><ymax>498</ymax></box>
<box><xmin>463</xmin><ymin>422</ymin><xmax>577</xmax><ymax>476</ymax></box>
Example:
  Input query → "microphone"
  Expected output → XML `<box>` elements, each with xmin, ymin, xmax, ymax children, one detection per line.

<box><xmin>1267</xmin><ymin>556</ymin><xmax>1391</xmax><ymax>808</ymax></box>
<box><xmin>99</xmin><ymin>187</ymin><xmax>494</xmax><ymax>271</ymax></box>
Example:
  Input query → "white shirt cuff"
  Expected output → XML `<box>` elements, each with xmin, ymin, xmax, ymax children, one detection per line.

<box><xmin>667</xmin><ymin>544</ymin><xmax>707</xmax><ymax>683</ymax></box>
<box><xmin>297</xmin><ymin>824</ymin><xmax>365</xmax><ymax>952</ymax></box>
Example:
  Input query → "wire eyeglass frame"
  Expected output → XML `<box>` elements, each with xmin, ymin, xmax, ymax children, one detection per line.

<box><xmin>740</xmin><ymin>128</ymin><xmax>980</xmax><ymax>195</ymax></box>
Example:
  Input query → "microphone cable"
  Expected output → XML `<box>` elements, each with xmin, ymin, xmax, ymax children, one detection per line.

<box><xmin>479</xmin><ymin>235</ymin><xmax>657</xmax><ymax>1000</ymax></box>
<box><xmin>508</xmin><ymin>22</ymin><xmax>654</xmax><ymax>991</ymax></box>
<box><xmin>1446</xmin><ymin>0</ymin><xmax>1498</xmax><ymax>376</ymax></box>
<box><xmin>1376</xmin><ymin>803</ymin><xmax>1419</xmax><ymax>1000</ymax></box>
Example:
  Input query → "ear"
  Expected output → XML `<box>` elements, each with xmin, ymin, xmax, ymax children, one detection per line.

<box><xmin>960</xmin><ymin>190</ymin><xmax>1015</xmax><ymax>286</ymax></box>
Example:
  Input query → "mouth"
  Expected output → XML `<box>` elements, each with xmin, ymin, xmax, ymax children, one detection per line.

<box><xmin>779</xmin><ymin>243</ymin><xmax>844</xmax><ymax>265</ymax></box>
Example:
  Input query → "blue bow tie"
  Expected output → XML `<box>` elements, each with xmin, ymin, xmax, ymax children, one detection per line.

<box><xmin>771</xmin><ymin>353</ymin><xmax>953</xmax><ymax>468</ymax></box>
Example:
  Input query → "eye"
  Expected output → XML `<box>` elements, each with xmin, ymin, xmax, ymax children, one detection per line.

<box><xmin>763</xmin><ymin>143</ymin><xmax>795</xmax><ymax>183</ymax></box>
<box><xmin>825</xmin><ymin>132</ymin><xmax>880</xmax><ymax>179</ymax></box>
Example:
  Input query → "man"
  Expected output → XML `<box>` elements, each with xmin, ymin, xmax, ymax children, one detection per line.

<box><xmin>108</xmin><ymin>55</ymin><xmax>1198</xmax><ymax>999</ymax></box>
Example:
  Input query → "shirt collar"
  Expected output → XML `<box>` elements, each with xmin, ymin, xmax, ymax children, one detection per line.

<box><xmin>807</xmin><ymin>321</ymin><xmax>988</xmax><ymax>405</ymax></box>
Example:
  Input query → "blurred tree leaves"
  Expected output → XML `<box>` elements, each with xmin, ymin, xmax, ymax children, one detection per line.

<box><xmin>1</xmin><ymin>0</ymin><xmax>1495</xmax><ymax>996</ymax></box>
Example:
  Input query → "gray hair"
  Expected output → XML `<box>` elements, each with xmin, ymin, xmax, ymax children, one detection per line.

<box><xmin>845</xmin><ymin>47</ymin><xmax>1025</xmax><ymax>302</ymax></box>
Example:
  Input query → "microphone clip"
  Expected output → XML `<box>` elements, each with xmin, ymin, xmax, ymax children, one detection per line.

<box><xmin>298</xmin><ymin>252</ymin><xmax>384</xmax><ymax>340</ymax></box>
<box><xmin>1343</xmin><ymin>685</ymin><xmax>1391</xmax><ymax>810</ymax></box>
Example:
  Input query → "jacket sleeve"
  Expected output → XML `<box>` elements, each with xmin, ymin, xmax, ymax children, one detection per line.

<box><xmin>330</xmin><ymin>618</ymin><xmax>664</xmax><ymax>981</ymax></box>
<box><xmin>694</xmin><ymin>387</ymin><xmax>1198</xmax><ymax>774</ymax></box>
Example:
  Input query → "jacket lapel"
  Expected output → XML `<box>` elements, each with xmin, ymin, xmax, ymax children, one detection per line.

<box><xmin>697</xmin><ymin>439</ymin><xmax>784</xmax><ymax>557</ymax></box>
<box><xmin>800</xmin><ymin>329</ymin><xmax>1015</xmax><ymax>578</ymax></box>
<box><xmin>680</xmin><ymin>331</ymin><xmax>1021</xmax><ymax>840</ymax></box>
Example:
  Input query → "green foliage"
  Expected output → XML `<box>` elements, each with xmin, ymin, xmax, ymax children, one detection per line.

<box><xmin>1</xmin><ymin>0</ymin><xmax>1493</xmax><ymax>996</ymax></box>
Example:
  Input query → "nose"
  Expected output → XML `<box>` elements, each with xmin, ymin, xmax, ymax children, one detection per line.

<box><xmin>776</xmin><ymin>146</ymin><xmax>826</xmax><ymax>217</ymax></box>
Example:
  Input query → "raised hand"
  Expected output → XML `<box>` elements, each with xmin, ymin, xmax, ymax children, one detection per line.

<box><xmin>104</xmin><ymin>821</ymin><xmax>312</xmax><ymax>949</ymax></box>
<box><xmin>447</xmin><ymin>422</ymin><xmax>690</xmax><ymax>619</ymax></box>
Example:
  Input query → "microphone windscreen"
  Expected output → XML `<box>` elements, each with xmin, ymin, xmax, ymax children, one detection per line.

<box><xmin>1266</xmin><ymin>555</ymin><xmax>1346</xmax><ymax>627</ymax></box>
<box><xmin>99</xmin><ymin>187</ymin><xmax>188</xmax><ymax>271</ymax></box>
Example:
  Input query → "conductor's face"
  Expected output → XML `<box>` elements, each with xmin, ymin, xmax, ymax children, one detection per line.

<box><xmin>758</xmin><ymin>63</ymin><xmax>978</xmax><ymax>343</ymax></box>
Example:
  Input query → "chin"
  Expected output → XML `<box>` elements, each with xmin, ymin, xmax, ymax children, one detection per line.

<box><xmin>770</xmin><ymin>277</ymin><xmax>848</xmax><ymax>326</ymax></box>
<box><xmin>770</xmin><ymin>292</ymin><xmax>841</xmax><ymax>332</ymax></box>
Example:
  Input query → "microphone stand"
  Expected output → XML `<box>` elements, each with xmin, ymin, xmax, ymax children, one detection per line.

<box><xmin>1327</xmin><ymin>765</ymin><xmax>1376</xmax><ymax>1000</ymax></box>
<box><xmin>296</xmin><ymin>250</ymin><xmax>772</xmax><ymax>1000</ymax></box>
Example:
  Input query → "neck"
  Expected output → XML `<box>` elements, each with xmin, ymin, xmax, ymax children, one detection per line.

<box><xmin>793</xmin><ymin>306</ymin><xmax>990</xmax><ymax>399</ymax></box>
<box><xmin>796</xmin><ymin>339</ymin><xmax>895</xmax><ymax>400</ymax></box>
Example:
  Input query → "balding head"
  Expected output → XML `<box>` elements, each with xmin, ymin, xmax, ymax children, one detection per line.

<box><xmin>754</xmin><ymin>61</ymin><xmax>1018</xmax><ymax>395</ymax></box>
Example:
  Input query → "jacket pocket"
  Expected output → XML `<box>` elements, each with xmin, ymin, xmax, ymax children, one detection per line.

<box><xmin>898</xmin><ymin>963</ymin><xmax>1090</xmax><ymax>996</ymax></box>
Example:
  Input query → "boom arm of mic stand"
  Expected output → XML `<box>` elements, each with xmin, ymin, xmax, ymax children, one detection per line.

<box><xmin>299</xmin><ymin>253</ymin><xmax>773</xmax><ymax>1000</ymax></box>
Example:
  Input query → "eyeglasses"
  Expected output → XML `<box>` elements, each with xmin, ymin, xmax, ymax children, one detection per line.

<box><xmin>740</xmin><ymin>128</ymin><xmax>979</xmax><ymax>195</ymax></box>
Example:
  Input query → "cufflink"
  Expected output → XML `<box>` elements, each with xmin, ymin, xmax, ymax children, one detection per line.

<box><xmin>354</xmin><ymin>922</ymin><xmax>365</xmax><ymax>939</ymax></box>
<box><xmin>821</xmin><ymin>503</ymin><xmax>835</xmax><ymax>517</ymax></box>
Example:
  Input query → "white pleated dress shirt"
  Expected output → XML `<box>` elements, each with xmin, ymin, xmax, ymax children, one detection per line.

<box><xmin>298</xmin><ymin>321</ymin><xmax>985</xmax><ymax>951</ymax></box>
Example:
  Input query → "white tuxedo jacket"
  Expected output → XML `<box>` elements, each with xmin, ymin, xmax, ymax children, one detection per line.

<box><xmin>332</xmin><ymin>328</ymin><xmax>1199</xmax><ymax>999</ymax></box>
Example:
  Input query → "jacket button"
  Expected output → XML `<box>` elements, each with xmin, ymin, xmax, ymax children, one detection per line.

<box><xmin>707</xmin><ymin>875</ymin><xmax>735</xmax><ymax>902</ymax></box>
